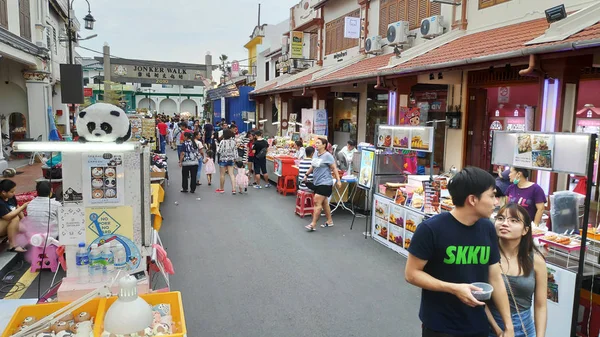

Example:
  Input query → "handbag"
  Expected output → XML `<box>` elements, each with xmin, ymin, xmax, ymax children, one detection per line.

<box><xmin>256</xmin><ymin>147</ymin><xmax>267</xmax><ymax>159</ymax></box>
<box><xmin>500</xmin><ymin>263</ymin><xmax>528</xmax><ymax>337</ymax></box>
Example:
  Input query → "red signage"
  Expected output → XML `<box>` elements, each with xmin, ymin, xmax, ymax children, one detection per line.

<box><xmin>84</xmin><ymin>88</ymin><xmax>93</xmax><ymax>97</ymax></box>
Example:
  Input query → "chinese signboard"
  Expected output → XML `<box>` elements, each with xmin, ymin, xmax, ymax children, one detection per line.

<box><xmin>97</xmin><ymin>57</ymin><xmax>213</xmax><ymax>86</ymax></box>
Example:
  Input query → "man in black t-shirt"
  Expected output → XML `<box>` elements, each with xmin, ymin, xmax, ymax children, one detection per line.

<box><xmin>405</xmin><ymin>167</ymin><xmax>514</xmax><ymax>337</ymax></box>
<box><xmin>251</xmin><ymin>130</ymin><xmax>270</xmax><ymax>188</ymax></box>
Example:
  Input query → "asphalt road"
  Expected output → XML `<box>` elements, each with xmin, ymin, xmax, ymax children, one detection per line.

<box><xmin>159</xmin><ymin>148</ymin><xmax>422</xmax><ymax>337</ymax></box>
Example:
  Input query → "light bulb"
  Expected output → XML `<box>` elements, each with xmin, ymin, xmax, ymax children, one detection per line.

<box><xmin>103</xmin><ymin>276</ymin><xmax>152</xmax><ymax>334</ymax></box>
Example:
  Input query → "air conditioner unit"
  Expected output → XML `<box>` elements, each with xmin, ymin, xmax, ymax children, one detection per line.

<box><xmin>365</xmin><ymin>36</ymin><xmax>383</xmax><ymax>54</ymax></box>
<box><xmin>387</xmin><ymin>21</ymin><xmax>409</xmax><ymax>46</ymax></box>
<box><xmin>420</xmin><ymin>15</ymin><xmax>445</xmax><ymax>39</ymax></box>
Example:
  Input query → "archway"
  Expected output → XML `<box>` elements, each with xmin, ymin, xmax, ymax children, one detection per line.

<box><xmin>0</xmin><ymin>82</ymin><xmax>28</xmax><ymax>140</ymax></box>
<box><xmin>180</xmin><ymin>99</ymin><xmax>197</xmax><ymax>116</ymax></box>
<box><xmin>159</xmin><ymin>98</ymin><xmax>177</xmax><ymax>115</ymax></box>
<box><xmin>138</xmin><ymin>98</ymin><xmax>156</xmax><ymax>111</ymax></box>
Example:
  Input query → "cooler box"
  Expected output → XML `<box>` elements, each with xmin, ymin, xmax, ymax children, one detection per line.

<box><xmin>274</xmin><ymin>156</ymin><xmax>298</xmax><ymax>177</ymax></box>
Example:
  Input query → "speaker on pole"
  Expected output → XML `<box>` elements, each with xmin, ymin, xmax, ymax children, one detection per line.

<box><xmin>59</xmin><ymin>64</ymin><xmax>84</xmax><ymax>104</ymax></box>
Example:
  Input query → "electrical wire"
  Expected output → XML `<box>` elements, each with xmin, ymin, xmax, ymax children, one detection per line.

<box><xmin>77</xmin><ymin>45</ymin><xmax>123</xmax><ymax>58</ymax></box>
<box><xmin>0</xmin><ymin>260</ymin><xmax>26</xmax><ymax>297</ymax></box>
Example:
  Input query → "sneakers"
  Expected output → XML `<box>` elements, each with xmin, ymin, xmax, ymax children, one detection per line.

<box><xmin>253</xmin><ymin>185</ymin><xmax>262</xmax><ymax>189</ymax></box>
<box><xmin>215</xmin><ymin>189</ymin><xmax>225</xmax><ymax>193</ymax></box>
<box><xmin>264</xmin><ymin>184</ymin><xmax>271</xmax><ymax>188</ymax></box>
<box><xmin>244</xmin><ymin>187</ymin><xmax>248</xmax><ymax>193</ymax></box>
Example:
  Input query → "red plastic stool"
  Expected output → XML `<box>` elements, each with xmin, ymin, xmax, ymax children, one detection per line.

<box><xmin>277</xmin><ymin>175</ymin><xmax>297</xmax><ymax>196</ymax></box>
<box><xmin>295</xmin><ymin>190</ymin><xmax>315</xmax><ymax>217</ymax></box>
<box><xmin>28</xmin><ymin>245</ymin><xmax>59</xmax><ymax>273</ymax></box>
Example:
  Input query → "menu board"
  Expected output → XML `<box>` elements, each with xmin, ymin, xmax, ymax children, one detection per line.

<box><xmin>514</xmin><ymin>133</ymin><xmax>555</xmax><ymax>170</ymax></box>
<box><xmin>358</xmin><ymin>149</ymin><xmax>375</xmax><ymax>189</ymax></box>
<box><xmin>377</xmin><ymin>127</ymin><xmax>393</xmax><ymax>147</ymax></box>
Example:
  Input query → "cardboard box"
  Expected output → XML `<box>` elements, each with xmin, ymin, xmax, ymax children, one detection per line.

<box><xmin>151</xmin><ymin>171</ymin><xmax>166</xmax><ymax>178</ymax></box>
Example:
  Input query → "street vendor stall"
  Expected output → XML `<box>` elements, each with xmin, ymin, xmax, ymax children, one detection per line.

<box><xmin>492</xmin><ymin>131</ymin><xmax>598</xmax><ymax>337</ymax></box>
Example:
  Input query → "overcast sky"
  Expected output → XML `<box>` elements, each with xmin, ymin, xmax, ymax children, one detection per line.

<box><xmin>73</xmin><ymin>0</ymin><xmax>296</xmax><ymax>72</ymax></box>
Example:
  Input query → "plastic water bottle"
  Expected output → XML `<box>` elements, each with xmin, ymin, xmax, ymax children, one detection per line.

<box><xmin>102</xmin><ymin>244</ymin><xmax>115</xmax><ymax>281</ymax></box>
<box><xmin>88</xmin><ymin>244</ymin><xmax>102</xmax><ymax>283</ymax></box>
<box><xmin>113</xmin><ymin>244</ymin><xmax>127</xmax><ymax>273</ymax></box>
<box><xmin>75</xmin><ymin>242</ymin><xmax>89</xmax><ymax>284</ymax></box>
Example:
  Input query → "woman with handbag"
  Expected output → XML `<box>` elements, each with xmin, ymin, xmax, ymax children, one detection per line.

<box><xmin>486</xmin><ymin>203</ymin><xmax>547</xmax><ymax>337</ymax></box>
<box><xmin>179</xmin><ymin>132</ymin><xmax>200</xmax><ymax>194</ymax></box>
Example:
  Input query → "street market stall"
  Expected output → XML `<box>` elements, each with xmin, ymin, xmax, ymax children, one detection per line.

<box><xmin>491</xmin><ymin>131</ymin><xmax>598</xmax><ymax>337</ymax></box>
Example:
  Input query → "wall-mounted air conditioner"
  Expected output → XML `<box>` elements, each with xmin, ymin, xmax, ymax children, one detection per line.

<box><xmin>387</xmin><ymin>21</ymin><xmax>410</xmax><ymax>46</ymax></box>
<box><xmin>365</xmin><ymin>36</ymin><xmax>383</xmax><ymax>54</ymax></box>
<box><xmin>420</xmin><ymin>15</ymin><xmax>445</xmax><ymax>39</ymax></box>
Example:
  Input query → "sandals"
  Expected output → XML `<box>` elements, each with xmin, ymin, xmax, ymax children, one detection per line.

<box><xmin>180</xmin><ymin>190</ymin><xmax>188</xmax><ymax>193</ymax></box>
<box><xmin>8</xmin><ymin>246</ymin><xmax>27</xmax><ymax>253</ymax></box>
<box><xmin>320</xmin><ymin>222</ymin><xmax>334</xmax><ymax>228</ymax></box>
<box><xmin>305</xmin><ymin>224</ymin><xmax>316</xmax><ymax>231</ymax></box>
<box><xmin>232</xmin><ymin>191</ymin><xmax>236</xmax><ymax>195</ymax></box>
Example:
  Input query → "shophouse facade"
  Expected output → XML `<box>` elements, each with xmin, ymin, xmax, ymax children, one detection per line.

<box><xmin>251</xmin><ymin>0</ymin><xmax>600</xmax><ymax>195</ymax></box>
<box><xmin>0</xmin><ymin>0</ymin><xmax>85</xmax><ymax>170</ymax></box>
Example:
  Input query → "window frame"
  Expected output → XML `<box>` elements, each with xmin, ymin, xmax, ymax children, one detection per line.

<box><xmin>19</xmin><ymin>0</ymin><xmax>31</xmax><ymax>41</ymax></box>
<box><xmin>479</xmin><ymin>0</ymin><xmax>511</xmax><ymax>10</ymax></box>
<box><xmin>0</xmin><ymin>0</ymin><xmax>8</xmax><ymax>29</ymax></box>
<box><xmin>379</xmin><ymin>0</ymin><xmax>442</xmax><ymax>36</ymax></box>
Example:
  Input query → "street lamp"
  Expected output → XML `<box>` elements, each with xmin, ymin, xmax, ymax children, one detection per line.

<box><xmin>83</xmin><ymin>12</ymin><xmax>95</xmax><ymax>30</ymax></box>
<box><xmin>67</xmin><ymin>0</ymin><xmax>95</xmax><ymax>64</ymax></box>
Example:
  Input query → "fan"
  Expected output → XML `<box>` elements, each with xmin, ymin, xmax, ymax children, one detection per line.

<box><xmin>336</xmin><ymin>151</ymin><xmax>350</xmax><ymax>171</ymax></box>
<box><xmin>365</xmin><ymin>38</ymin><xmax>372</xmax><ymax>52</ymax></box>
<box><xmin>420</xmin><ymin>19</ymin><xmax>430</xmax><ymax>36</ymax></box>
<box><xmin>387</xmin><ymin>25</ymin><xmax>396</xmax><ymax>44</ymax></box>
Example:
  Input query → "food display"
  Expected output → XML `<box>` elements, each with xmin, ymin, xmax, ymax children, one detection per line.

<box><xmin>378</xmin><ymin>127</ymin><xmax>393</xmax><ymax>147</ymax></box>
<box><xmin>539</xmin><ymin>232</ymin><xmax>581</xmax><ymax>250</ymax></box>
<box><xmin>393</xmin><ymin>128</ymin><xmax>410</xmax><ymax>149</ymax></box>
<box><xmin>410</xmin><ymin>128</ymin><xmax>432</xmax><ymax>151</ymax></box>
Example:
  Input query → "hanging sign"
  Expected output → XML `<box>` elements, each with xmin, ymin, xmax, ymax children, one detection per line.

<box><xmin>344</xmin><ymin>17</ymin><xmax>360</xmax><ymax>39</ymax></box>
<box><xmin>301</xmin><ymin>108</ymin><xmax>314</xmax><ymax>134</ymax></box>
<box><xmin>513</xmin><ymin>133</ymin><xmax>555</xmax><ymax>170</ymax></box>
<box><xmin>313</xmin><ymin>109</ymin><xmax>328</xmax><ymax>135</ymax></box>
<box><xmin>291</xmin><ymin>31</ymin><xmax>304</xmax><ymax>59</ymax></box>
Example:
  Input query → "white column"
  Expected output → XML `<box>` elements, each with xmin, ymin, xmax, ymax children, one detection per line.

<box><xmin>24</xmin><ymin>71</ymin><xmax>51</xmax><ymax>141</ymax></box>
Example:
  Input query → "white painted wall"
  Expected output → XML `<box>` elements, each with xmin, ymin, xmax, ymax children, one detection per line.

<box><xmin>322</xmin><ymin>0</ymin><xmax>361</xmax><ymax>63</ymax></box>
<box><xmin>465</xmin><ymin>0</ymin><xmax>597</xmax><ymax>32</ymax></box>
<box><xmin>256</xmin><ymin>20</ymin><xmax>289</xmax><ymax>87</ymax></box>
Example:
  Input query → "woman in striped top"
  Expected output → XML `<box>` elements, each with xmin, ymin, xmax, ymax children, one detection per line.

<box><xmin>298</xmin><ymin>146</ymin><xmax>315</xmax><ymax>191</ymax></box>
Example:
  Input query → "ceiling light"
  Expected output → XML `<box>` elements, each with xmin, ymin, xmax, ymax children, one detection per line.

<box><xmin>12</xmin><ymin>141</ymin><xmax>138</xmax><ymax>153</ymax></box>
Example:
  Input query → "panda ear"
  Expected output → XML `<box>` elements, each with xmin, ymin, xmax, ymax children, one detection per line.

<box><xmin>110</xmin><ymin>110</ymin><xmax>121</xmax><ymax>117</ymax></box>
<box><xmin>79</xmin><ymin>111</ymin><xmax>86</xmax><ymax>118</ymax></box>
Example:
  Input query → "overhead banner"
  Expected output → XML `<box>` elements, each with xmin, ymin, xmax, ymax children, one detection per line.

<box><xmin>291</xmin><ymin>31</ymin><xmax>304</xmax><ymax>59</ymax></box>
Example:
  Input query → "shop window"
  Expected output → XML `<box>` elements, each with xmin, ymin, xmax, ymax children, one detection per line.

<box><xmin>52</xmin><ymin>26</ymin><xmax>57</xmax><ymax>54</ymax></box>
<box><xmin>19</xmin><ymin>0</ymin><xmax>31</xmax><ymax>41</ymax></box>
<box><xmin>0</xmin><ymin>0</ymin><xmax>7</xmax><ymax>29</ymax></box>
<box><xmin>275</xmin><ymin>61</ymin><xmax>281</xmax><ymax>78</ymax></box>
<box><xmin>325</xmin><ymin>9</ymin><xmax>360</xmax><ymax>56</ymax></box>
<box><xmin>479</xmin><ymin>0</ymin><xmax>511</xmax><ymax>10</ymax></box>
<box><xmin>379</xmin><ymin>0</ymin><xmax>441</xmax><ymax>36</ymax></box>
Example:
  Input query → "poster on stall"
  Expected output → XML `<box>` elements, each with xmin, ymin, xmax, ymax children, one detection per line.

<box><xmin>411</xmin><ymin>127</ymin><xmax>433</xmax><ymax>151</ymax></box>
<box><xmin>377</xmin><ymin>126</ymin><xmax>392</xmax><ymax>147</ymax></box>
<box><xmin>128</xmin><ymin>115</ymin><xmax>143</xmax><ymax>141</ymax></box>
<box><xmin>544</xmin><ymin>265</ymin><xmax>577</xmax><ymax>337</ymax></box>
<box><xmin>372</xmin><ymin>195</ymin><xmax>391</xmax><ymax>247</ymax></box>
<box><xmin>141</xmin><ymin>118</ymin><xmax>156</xmax><ymax>140</ymax></box>
<box><xmin>83</xmin><ymin>153</ymin><xmax>125</xmax><ymax>206</ymax></box>
<box><xmin>58</xmin><ymin>206</ymin><xmax>86</xmax><ymax>245</ymax></box>
<box><xmin>313</xmin><ymin>109</ymin><xmax>328</xmax><ymax>136</ymax></box>
<box><xmin>404</xmin><ymin>209</ymin><xmax>424</xmax><ymax>233</ymax></box>
<box><xmin>514</xmin><ymin>134</ymin><xmax>554</xmax><ymax>170</ymax></box>
<box><xmin>374</xmin><ymin>197</ymin><xmax>389</xmax><ymax>221</ymax></box>
<box><xmin>301</xmin><ymin>108</ymin><xmax>314</xmax><ymax>134</ymax></box>
<box><xmin>358</xmin><ymin>149</ymin><xmax>375</xmax><ymax>189</ymax></box>
<box><xmin>84</xmin><ymin>206</ymin><xmax>141</xmax><ymax>270</ymax></box>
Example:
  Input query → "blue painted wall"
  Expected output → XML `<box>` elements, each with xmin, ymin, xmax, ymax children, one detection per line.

<box><xmin>210</xmin><ymin>86</ymin><xmax>255</xmax><ymax>133</ymax></box>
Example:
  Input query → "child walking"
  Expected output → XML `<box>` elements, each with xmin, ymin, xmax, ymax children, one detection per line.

<box><xmin>204</xmin><ymin>150</ymin><xmax>216</xmax><ymax>186</ymax></box>
<box><xmin>235</xmin><ymin>161</ymin><xmax>249</xmax><ymax>194</ymax></box>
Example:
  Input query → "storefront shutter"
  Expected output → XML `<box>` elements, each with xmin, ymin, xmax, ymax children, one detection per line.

<box><xmin>19</xmin><ymin>0</ymin><xmax>31</xmax><ymax>41</ymax></box>
<box><xmin>309</xmin><ymin>30</ymin><xmax>318</xmax><ymax>60</ymax></box>
<box><xmin>388</xmin><ymin>1</ymin><xmax>398</xmax><ymax>27</ymax></box>
<box><xmin>0</xmin><ymin>0</ymin><xmax>7</xmax><ymax>29</ymax></box>
<box><xmin>418</xmin><ymin>0</ymin><xmax>428</xmax><ymax>24</ymax></box>
<box><xmin>325</xmin><ymin>24</ymin><xmax>333</xmax><ymax>55</ymax></box>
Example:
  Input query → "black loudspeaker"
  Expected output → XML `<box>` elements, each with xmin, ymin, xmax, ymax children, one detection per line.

<box><xmin>59</xmin><ymin>64</ymin><xmax>84</xmax><ymax>104</ymax></box>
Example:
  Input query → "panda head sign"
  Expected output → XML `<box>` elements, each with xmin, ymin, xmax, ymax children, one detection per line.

<box><xmin>76</xmin><ymin>102</ymin><xmax>132</xmax><ymax>143</ymax></box>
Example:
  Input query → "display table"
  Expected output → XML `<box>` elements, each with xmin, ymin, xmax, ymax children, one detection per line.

<box><xmin>330</xmin><ymin>178</ymin><xmax>358</xmax><ymax>214</ymax></box>
<box><xmin>266</xmin><ymin>158</ymin><xmax>278</xmax><ymax>183</ymax></box>
<box><xmin>151</xmin><ymin>183</ymin><xmax>165</xmax><ymax>231</ymax></box>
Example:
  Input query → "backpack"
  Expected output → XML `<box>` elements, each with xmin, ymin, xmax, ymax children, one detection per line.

<box><xmin>256</xmin><ymin>147</ymin><xmax>267</xmax><ymax>159</ymax></box>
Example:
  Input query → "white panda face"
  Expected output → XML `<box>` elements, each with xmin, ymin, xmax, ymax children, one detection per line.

<box><xmin>104</xmin><ymin>178</ymin><xmax>116</xmax><ymax>188</ymax></box>
<box><xmin>75</xmin><ymin>103</ymin><xmax>131</xmax><ymax>142</ymax></box>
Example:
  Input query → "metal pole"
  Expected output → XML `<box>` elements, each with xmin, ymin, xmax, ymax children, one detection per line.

<box><xmin>67</xmin><ymin>1</ymin><xmax>73</xmax><ymax>65</ymax></box>
<box><xmin>570</xmin><ymin>133</ymin><xmax>597</xmax><ymax>336</ymax></box>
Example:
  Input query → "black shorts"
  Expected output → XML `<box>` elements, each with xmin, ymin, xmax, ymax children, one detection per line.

<box><xmin>254</xmin><ymin>157</ymin><xmax>267</xmax><ymax>175</ymax></box>
<box><xmin>306</xmin><ymin>182</ymin><xmax>333</xmax><ymax>197</ymax></box>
